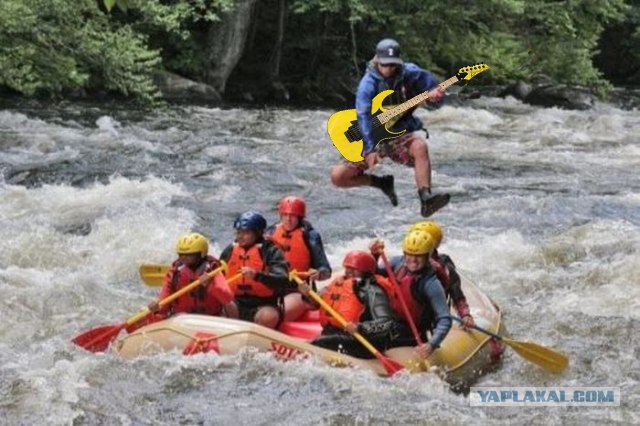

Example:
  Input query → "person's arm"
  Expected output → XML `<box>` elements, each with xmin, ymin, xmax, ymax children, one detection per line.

<box><xmin>417</xmin><ymin>69</ymin><xmax>439</xmax><ymax>92</ymax></box>
<box><xmin>446</xmin><ymin>263</ymin><xmax>469</xmax><ymax>315</ymax></box>
<box><xmin>149</xmin><ymin>263</ymin><xmax>178</xmax><ymax>316</ymax></box>
<box><xmin>355</xmin><ymin>76</ymin><xmax>378</xmax><ymax>155</ymax></box>
<box><xmin>439</xmin><ymin>253</ymin><xmax>473</xmax><ymax>323</ymax></box>
<box><xmin>439</xmin><ymin>254</ymin><xmax>462</xmax><ymax>299</ymax></box>
<box><xmin>404</xmin><ymin>63</ymin><xmax>438</xmax><ymax>92</ymax></box>
<box><xmin>403</xmin><ymin>63</ymin><xmax>442</xmax><ymax>104</ymax></box>
<box><xmin>219</xmin><ymin>244</ymin><xmax>232</xmax><ymax>264</ymax></box>
<box><xmin>305</xmin><ymin>228</ymin><xmax>332</xmax><ymax>280</ymax></box>
<box><xmin>419</xmin><ymin>276</ymin><xmax>452</xmax><ymax>348</ymax></box>
<box><xmin>207</xmin><ymin>272</ymin><xmax>234</xmax><ymax>305</ymax></box>
<box><xmin>439</xmin><ymin>254</ymin><xmax>468</xmax><ymax>313</ymax></box>
<box><xmin>368</xmin><ymin>238</ymin><xmax>384</xmax><ymax>261</ymax></box>
<box><xmin>356</xmin><ymin>280</ymin><xmax>396</xmax><ymax>338</ymax></box>
<box><xmin>255</xmin><ymin>241</ymin><xmax>291</xmax><ymax>289</ymax></box>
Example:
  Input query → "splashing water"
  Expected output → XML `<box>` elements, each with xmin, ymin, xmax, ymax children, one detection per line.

<box><xmin>1</xmin><ymin>97</ymin><xmax>638</xmax><ymax>424</ymax></box>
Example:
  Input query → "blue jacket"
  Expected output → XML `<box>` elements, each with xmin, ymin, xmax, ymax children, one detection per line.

<box><xmin>356</xmin><ymin>61</ymin><xmax>439</xmax><ymax>155</ymax></box>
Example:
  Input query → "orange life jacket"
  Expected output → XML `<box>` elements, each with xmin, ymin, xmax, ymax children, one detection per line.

<box><xmin>319</xmin><ymin>274</ymin><xmax>397</xmax><ymax>328</ymax></box>
<box><xmin>226</xmin><ymin>243</ymin><xmax>274</xmax><ymax>298</ymax></box>
<box><xmin>268</xmin><ymin>224</ymin><xmax>311</xmax><ymax>273</ymax></box>
<box><xmin>319</xmin><ymin>276</ymin><xmax>363</xmax><ymax>328</ymax></box>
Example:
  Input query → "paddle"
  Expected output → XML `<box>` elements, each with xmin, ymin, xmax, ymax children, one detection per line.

<box><xmin>72</xmin><ymin>262</ymin><xmax>228</xmax><ymax>352</ymax></box>
<box><xmin>139</xmin><ymin>263</ymin><xmax>170</xmax><ymax>286</ymax></box>
<box><xmin>139</xmin><ymin>264</ymin><xmax>317</xmax><ymax>287</ymax></box>
<box><xmin>289</xmin><ymin>270</ymin><xmax>405</xmax><ymax>376</ymax></box>
<box><xmin>450</xmin><ymin>316</ymin><xmax>569</xmax><ymax>373</ymax></box>
<box><xmin>380</xmin><ymin>252</ymin><xmax>423</xmax><ymax>345</ymax></box>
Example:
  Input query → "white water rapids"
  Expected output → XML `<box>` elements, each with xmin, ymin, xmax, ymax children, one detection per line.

<box><xmin>0</xmin><ymin>97</ymin><xmax>638</xmax><ymax>424</ymax></box>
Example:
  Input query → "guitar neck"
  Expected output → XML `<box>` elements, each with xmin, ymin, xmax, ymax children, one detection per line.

<box><xmin>378</xmin><ymin>75</ymin><xmax>459</xmax><ymax>125</ymax></box>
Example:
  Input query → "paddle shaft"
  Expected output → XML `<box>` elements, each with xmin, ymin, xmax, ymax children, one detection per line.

<box><xmin>380</xmin><ymin>252</ymin><xmax>424</xmax><ymax>345</ymax></box>
<box><xmin>451</xmin><ymin>315</ymin><xmax>569</xmax><ymax>373</ymax></box>
<box><xmin>125</xmin><ymin>264</ymin><xmax>226</xmax><ymax>326</ymax></box>
<box><xmin>140</xmin><ymin>263</ymin><xmax>317</xmax><ymax>287</ymax></box>
<box><xmin>451</xmin><ymin>315</ymin><xmax>503</xmax><ymax>340</ymax></box>
<box><xmin>290</xmin><ymin>273</ymin><xmax>389</xmax><ymax>360</ymax></box>
<box><xmin>73</xmin><ymin>264</ymin><xmax>233</xmax><ymax>352</ymax></box>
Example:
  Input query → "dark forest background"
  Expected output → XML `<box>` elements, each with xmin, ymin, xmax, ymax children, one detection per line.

<box><xmin>1</xmin><ymin>0</ymin><xmax>638</xmax><ymax>106</ymax></box>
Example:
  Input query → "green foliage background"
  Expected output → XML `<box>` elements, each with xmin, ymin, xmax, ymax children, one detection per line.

<box><xmin>0</xmin><ymin>0</ymin><xmax>637</xmax><ymax>105</ymax></box>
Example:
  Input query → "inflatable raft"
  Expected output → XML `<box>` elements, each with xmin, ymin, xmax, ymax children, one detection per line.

<box><xmin>116</xmin><ymin>273</ymin><xmax>504</xmax><ymax>386</ymax></box>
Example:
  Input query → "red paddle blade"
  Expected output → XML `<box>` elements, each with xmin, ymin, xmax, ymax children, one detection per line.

<box><xmin>71</xmin><ymin>324</ymin><xmax>124</xmax><ymax>353</ymax></box>
<box><xmin>377</xmin><ymin>354</ymin><xmax>405</xmax><ymax>376</ymax></box>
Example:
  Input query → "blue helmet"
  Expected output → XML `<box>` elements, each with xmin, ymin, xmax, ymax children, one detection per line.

<box><xmin>234</xmin><ymin>211</ymin><xmax>267</xmax><ymax>232</ymax></box>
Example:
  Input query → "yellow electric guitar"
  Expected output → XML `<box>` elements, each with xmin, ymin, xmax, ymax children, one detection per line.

<box><xmin>327</xmin><ymin>63</ymin><xmax>490</xmax><ymax>162</ymax></box>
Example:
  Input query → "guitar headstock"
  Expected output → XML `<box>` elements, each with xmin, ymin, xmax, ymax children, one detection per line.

<box><xmin>457</xmin><ymin>63</ymin><xmax>489</xmax><ymax>81</ymax></box>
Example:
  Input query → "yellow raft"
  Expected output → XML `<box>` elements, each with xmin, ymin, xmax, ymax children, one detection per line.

<box><xmin>116</xmin><ymin>273</ymin><xmax>504</xmax><ymax>386</ymax></box>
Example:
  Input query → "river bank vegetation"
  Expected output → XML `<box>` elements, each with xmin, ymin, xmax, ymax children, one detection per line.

<box><xmin>1</xmin><ymin>0</ymin><xmax>638</xmax><ymax>106</ymax></box>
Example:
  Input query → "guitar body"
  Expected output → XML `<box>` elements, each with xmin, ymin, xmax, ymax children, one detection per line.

<box><xmin>327</xmin><ymin>90</ymin><xmax>405</xmax><ymax>162</ymax></box>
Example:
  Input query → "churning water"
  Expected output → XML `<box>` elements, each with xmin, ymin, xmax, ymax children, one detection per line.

<box><xmin>0</xmin><ymin>96</ymin><xmax>638</xmax><ymax>424</ymax></box>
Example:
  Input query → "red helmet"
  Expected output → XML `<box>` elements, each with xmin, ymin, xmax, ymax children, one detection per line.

<box><xmin>278</xmin><ymin>196</ymin><xmax>306</xmax><ymax>218</ymax></box>
<box><xmin>342</xmin><ymin>250</ymin><xmax>377</xmax><ymax>274</ymax></box>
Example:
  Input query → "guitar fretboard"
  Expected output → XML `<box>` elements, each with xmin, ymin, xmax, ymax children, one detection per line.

<box><xmin>377</xmin><ymin>75</ymin><xmax>459</xmax><ymax>125</ymax></box>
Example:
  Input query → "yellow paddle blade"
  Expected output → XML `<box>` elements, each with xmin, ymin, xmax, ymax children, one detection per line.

<box><xmin>452</xmin><ymin>316</ymin><xmax>569</xmax><ymax>374</ymax></box>
<box><xmin>503</xmin><ymin>337</ymin><xmax>569</xmax><ymax>373</ymax></box>
<box><xmin>138</xmin><ymin>264</ymin><xmax>170</xmax><ymax>287</ymax></box>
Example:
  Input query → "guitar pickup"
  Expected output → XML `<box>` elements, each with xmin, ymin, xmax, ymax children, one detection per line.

<box><xmin>344</xmin><ymin>120</ymin><xmax>362</xmax><ymax>142</ymax></box>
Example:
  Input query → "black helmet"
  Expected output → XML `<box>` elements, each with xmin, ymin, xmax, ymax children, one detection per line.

<box><xmin>375</xmin><ymin>38</ymin><xmax>403</xmax><ymax>65</ymax></box>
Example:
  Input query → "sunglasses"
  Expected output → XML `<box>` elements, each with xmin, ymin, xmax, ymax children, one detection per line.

<box><xmin>379</xmin><ymin>63</ymin><xmax>398</xmax><ymax>68</ymax></box>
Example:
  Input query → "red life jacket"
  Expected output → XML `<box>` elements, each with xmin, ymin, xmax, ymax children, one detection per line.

<box><xmin>162</xmin><ymin>256</ymin><xmax>228</xmax><ymax>316</ymax></box>
<box><xmin>430</xmin><ymin>255</ymin><xmax>450</xmax><ymax>289</ymax></box>
<box><xmin>391</xmin><ymin>265</ymin><xmax>424</xmax><ymax>324</ymax></box>
<box><xmin>319</xmin><ymin>276</ymin><xmax>363</xmax><ymax>328</ymax></box>
<box><xmin>226</xmin><ymin>243</ymin><xmax>274</xmax><ymax>298</ymax></box>
<box><xmin>268</xmin><ymin>224</ymin><xmax>311</xmax><ymax>273</ymax></box>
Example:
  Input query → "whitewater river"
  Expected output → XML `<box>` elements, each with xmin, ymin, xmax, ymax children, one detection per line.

<box><xmin>0</xmin><ymin>96</ymin><xmax>638</xmax><ymax>424</ymax></box>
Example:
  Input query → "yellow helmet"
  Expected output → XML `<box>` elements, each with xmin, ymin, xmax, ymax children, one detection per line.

<box><xmin>408</xmin><ymin>221</ymin><xmax>443</xmax><ymax>248</ymax></box>
<box><xmin>402</xmin><ymin>230</ymin><xmax>435</xmax><ymax>256</ymax></box>
<box><xmin>176</xmin><ymin>233</ymin><xmax>209</xmax><ymax>257</ymax></box>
